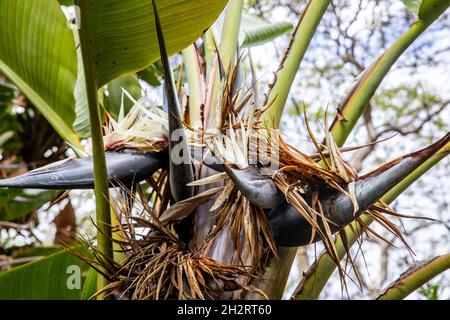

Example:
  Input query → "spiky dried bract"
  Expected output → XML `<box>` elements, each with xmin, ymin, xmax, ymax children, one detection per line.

<box><xmin>193</xmin><ymin>88</ymin><xmax>413</xmax><ymax>285</ymax></box>
<box><xmin>269</xmin><ymin>126</ymin><xmax>358</xmax><ymax>268</ymax></box>
<box><xmin>119</xmin><ymin>234</ymin><xmax>256</xmax><ymax>300</ymax></box>
<box><xmin>82</xmin><ymin>176</ymin><xmax>265</xmax><ymax>300</ymax></box>
<box><xmin>82</xmin><ymin>56</ymin><xmax>419</xmax><ymax>299</ymax></box>
<box><xmin>188</xmin><ymin>86</ymin><xmax>279</xmax><ymax>276</ymax></box>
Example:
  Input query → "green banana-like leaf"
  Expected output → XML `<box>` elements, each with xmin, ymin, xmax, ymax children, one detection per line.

<box><xmin>138</xmin><ymin>63</ymin><xmax>163</xmax><ymax>87</ymax></box>
<box><xmin>291</xmin><ymin>2</ymin><xmax>450</xmax><ymax>297</ymax></box>
<box><xmin>400</xmin><ymin>0</ymin><xmax>421</xmax><ymax>13</ymax></box>
<box><xmin>72</xmin><ymin>34</ymin><xmax>90</xmax><ymax>138</ymax></box>
<box><xmin>0</xmin><ymin>248</ymin><xmax>90</xmax><ymax>300</ymax></box>
<box><xmin>0</xmin><ymin>188</ymin><xmax>57</xmax><ymax>222</ymax></box>
<box><xmin>10</xmin><ymin>246</ymin><xmax>61</xmax><ymax>259</ymax></box>
<box><xmin>107</xmin><ymin>75</ymin><xmax>142</xmax><ymax>120</ymax></box>
<box><xmin>400</xmin><ymin>0</ymin><xmax>450</xmax><ymax>22</ymax></box>
<box><xmin>74</xmin><ymin>0</ymin><xmax>228</xmax><ymax>87</ymax></box>
<box><xmin>0</xmin><ymin>131</ymin><xmax>14</xmax><ymax>148</ymax></box>
<box><xmin>240</xmin><ymin>14</ymin><xmax>293</xmax><ymax>48</ymax></box>
<box><xmin>80</xmin><ymin>268</ymin><xmax>98</xmax><ymax>300</ymax></box>
<box><xmin>0</xmin><ymin>0</ymin><xmax>81</xmax><ymax>148</ymax></box>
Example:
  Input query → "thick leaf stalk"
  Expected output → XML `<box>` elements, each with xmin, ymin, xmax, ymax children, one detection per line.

<box><xmin>75</xmin><ymin>0</ymin><xmax>113</xmax><ymax>294</ymax></box>
<box><xmin>377</xmin><ymin>253</ymin><xmax>450</xmax><ymax>300</ymax></box>
<box><xmin>182</xmin><ymin>45</ymin><xmax>203</xmax><ymax>125</ymax></box>
<box><xmin>330</xmin><ymin>1</ymin><xmax>450</xmax><ymax>147</ymax></box>
<box><xmin>205</xmin><ymin>0</ymin><xmax>244</xmax><ymax>129</ymax></box>
<box><xmin>0</xmin><ymin>152</ymin><xmax>164</xmax><ymax>189</ymax></box>
<box><xmin>260</xmin><ymin>0</ymin><xmax>331</xmax><ymax>128</ymax></box>
<box><xmin>246</xmin><ymin>0</ymin><xmax>331</xmax><ymax>299</ymax></box>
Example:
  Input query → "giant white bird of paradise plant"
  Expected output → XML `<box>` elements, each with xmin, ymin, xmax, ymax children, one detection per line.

<box><xmin>0</xmin><ymin>0</ymin><xmax>449</xmax><ymax>300</ymax></box>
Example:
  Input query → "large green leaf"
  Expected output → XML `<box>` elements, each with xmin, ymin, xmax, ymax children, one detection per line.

<box><xmin>138</xmin><ymin>63</ymin><xmax>163</xmax><ymax>87</ymax></box>
<box><xmin>0</xmin><ymin>0</ymin><xmax>81</xmax><ymax>148</ymax></box>
<box><xmin>400</xmin><ymin>0</ymin><xmax>421</xmax><ymax>14</ymax></box>
<box><xmin>0</xmin><ymin>188</ymin><xmax>57</xmax><ymax>221</ymax></box>
<box><xmin>80</xmin><ymin>268</ymin><xmax>98</xmax><ymax>300</ymax></box>
<box><xmin>330</xmin><ymin>0</ymin><xmax>450</xmax><ymax>147</ymax></box>
<box><xmin>74</xmin><ymin>0</ymin><xmax>228</xmax><ymax>87</ymax></box>
<box><xmin>107</xmin><ymin>75</ymin><xmax>142</xmax><ymax>120</ymax></box>
<box><xmin>400</xmin><ymin>0</ymin><xmax>450</xmax><ymax>22</ymax></box>
<box><xmin>0</xmin><ymin>248</ymin><xmax>90</xmax><ymax>300</ymax></box>
<box><xmin>240</xmin><ymin>14</ymin><xmax>293</xmax><ymax>48</ymax></box>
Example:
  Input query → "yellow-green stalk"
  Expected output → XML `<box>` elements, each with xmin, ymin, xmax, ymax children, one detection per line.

<box><xmin>182</xmin><ymin>45</ymin><xmax>202</xmax><ymax>125</ymax></box>
<box><xmin>246</xmin><ymin>0</ymin><xmax>331</xmax><ymax>299</ymax></box>
<box><xmin>330</xmin><ymin>1</ymin><xmax>450</xmax><ymax>146</ymax></box>
<box><xmin>205</xmin><ymin>0</ymin><xmax>244</xmax><ymax>129</ymax></box>
<box><xmin>377</xmin><ymin>253</ymin><xmax>450</xmax><ymax>300</ymax></box>
<box><xmin>75</xmin><ymin>0</ymin><xmax>113</xmax><ymax>296</ymax></box>
<box><xmin>293</xmin><ymin>1</ymin><xmax>450</xmax><ymax>299</ymax></box>
<box><xmin>260</xmin><ymin>0</ymin><xmax>331</xmax><ymax>128</ymax></box>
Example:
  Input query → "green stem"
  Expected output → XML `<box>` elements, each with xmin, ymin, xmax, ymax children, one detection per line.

<box><xmin>377</xmin><ymin>253</ymin><xmax>450</xmax><ymax>300</ymax></box>
<box><xmin>203</xmin><ymin>29</ymin><xmax>216</xmax><ymax>82</ymax></box>
<box><xmin>205</xmin><ymin>0</ymin><xmax>243</xmax><ymax>129</ymax></box>
<box><xmin>292</xmin><ymin>3</ymin><xmax>450</xmax><ymax>299</ymax></box>
<box><xmin>260</xmin><ymin>0</ymin><xmax>330</xmax><ymax>128</ymax></box>
<box><xmin>330</xmin><ymin>9</ymin><xmax>449</xmax><ymax>147</ymax></box>
<box><xmin>218</xmin><ymin>0</ymin><xmax>243</xmax><ymax>73</ymax></box>
<box><xmin>246</xmin><ymin>0</ymin><xmax>330</xmax><ymax>300</ymax></box>
<box><xmin>245</xmin><ymin>247</ymin><xmax>297</xmax><ymax>299</ymax></box>
<box><xmin>293</xmin><ymin>142</ymin><xmax>450</xmax><ymax>299</ymax></box>
<box><xmin>75</xmin><ymin>0</ymin><xmax>113</xmax><ymax>296</ymax></box>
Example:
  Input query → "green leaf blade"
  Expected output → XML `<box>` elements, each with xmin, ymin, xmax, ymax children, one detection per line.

<box><xmin>400</xmin><ymin>0</ymin><xmax>421</xmax><ymax>14</ymax></box>
<box><xmin>0</xmin><ymin>188</ymin><xmax>57</xmax><ymax>222</ymax></box>
<box><xmin>0</xmin><ymin>0</ymin><xmax>80</xmax><ymax>148</ymax></box>
<box><xmin>107</xmin><ymin>75</ymin><xmax>141</xmax><ymax>120</ymax></box>
<box><xmin>0</xmin><ymin>249</ymin><xmax>90</xmax><ymax>300</ymax></box>
<box><xmin>76</xmin><ymin>0</ymin><xmax>228</xmax><ymax>87</ymax></box>
<box><xmin>240</xmin><ymin>14</ymin><xmax>293</xmax><ymax>48</ymax></box>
